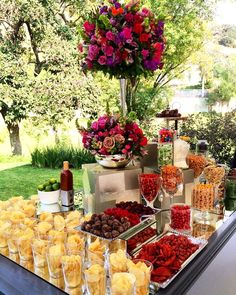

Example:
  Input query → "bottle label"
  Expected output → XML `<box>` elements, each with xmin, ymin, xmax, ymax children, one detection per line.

<box><xmin>61</xmin><ymin>190</ymin><xmax>74</xmax><ymax>206</ymax></box>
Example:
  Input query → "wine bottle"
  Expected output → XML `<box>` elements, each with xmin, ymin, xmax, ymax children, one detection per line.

<box><xmin>60</xmin><ymin>161</ymin><xmax>74</xmax><ymax>206</ymax></box>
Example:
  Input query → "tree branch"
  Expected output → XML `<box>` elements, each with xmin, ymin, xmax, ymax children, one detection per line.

<box><xmin>25</xmin><ymin>22</ymin><xmax>42</xmax><ymax>75</ymax></box>
<box><xmin>0</xmin><ymin>19</ymin><xmax>14</xmax><ymax>29</ymax></box>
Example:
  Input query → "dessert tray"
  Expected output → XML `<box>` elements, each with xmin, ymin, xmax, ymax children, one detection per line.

<box><xmin>133</xmin><ymin>230</ymin><xmax>208</xmax><ymax>289</ymax></box>
<box><xmin>75</xmin><ymin>213</ymin><xmax>159</xmax><ymax>242</ymax></box>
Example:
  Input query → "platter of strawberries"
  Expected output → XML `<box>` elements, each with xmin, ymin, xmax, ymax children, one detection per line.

<box><xmin>134</xmin><ymin>231</ymin><xmax>208</xmax><ymax>288</ymax></box>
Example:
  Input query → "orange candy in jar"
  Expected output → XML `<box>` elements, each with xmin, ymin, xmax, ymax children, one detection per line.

<box><xmin>192</xmin><ymin>184</ymin><xmax>215</xmax><ymax>211</ymax></box>
<box><xmin>186</xmin><ymin>154</ymin><xmax>206</xmax><ymax>178</ymax></box>
<box><xmin>161</xmin><ymin>165</ymin><xmax>183</xmax><ymax>195</ymax></box>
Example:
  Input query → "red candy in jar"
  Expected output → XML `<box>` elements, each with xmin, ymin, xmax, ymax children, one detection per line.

<box><xmin>170</xmin><ymin>204</ymin><xmax>191</xmax><ymax>231</ymax></box>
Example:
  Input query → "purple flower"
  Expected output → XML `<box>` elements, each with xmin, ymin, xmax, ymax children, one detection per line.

<box><xmin>88</xmin><ymin>44</ymin><xmax>100</xmax><ymax>60</ymax></box>
<box><xmin>107</xmin><ymin>57</ymin><xmax>114</xmax><ymax>66</ymax></box>
<box><xmin>143</xmin><ymin>59</ymin><xmax>159</xmax><ymax>71</ymax></box>
<box><xmin>114</xmin><ymin>2</ymin><xmax>121</xmax><ymax>8</ymax></box>
<box><xmin>157</xmin><ymin>21</ymin><xmax>164</xmax><ymax>35</ymax></box>
<box><xmin>110</xmin><ymin>18</ymin><xmax>117</xmax><ymax>26</ymax></box>
<box><xmin>106</xmin><ymin>31</ymin><xmax>116</xmax><ymax>41</ymax></box>
<box><xmin>100</xmin><ymin>5</ymin><xmax>108</xmax><ymax>14</ymax></box>
<box><xmin>98</xmin><ymin>55</ymin><xmax>107</xmax><ymax>65</ymax></box>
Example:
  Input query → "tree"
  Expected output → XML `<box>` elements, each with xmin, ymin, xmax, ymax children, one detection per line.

<box><xmin>206</xmin><ymin>55</ymin><xmax>236</xmax><ymax>107</ymax></box>
<box><xmin>0</xmin><ymin>0</ymin><xmax>102</xmax><ymax>153</ymax></box>
<box><xmin>216</xmin><ymin>24</ymin><xmax>236</xmax><ymax>48</ymax></box>
<box><xmin>0</xmin><ymin>51</ymin><xmax>34</xmax><ymax>154</ymax></box>
<box><xmin>144</xmin><ymin>0</ymin><xmax>216</xmax><ymax>91</ymax></box>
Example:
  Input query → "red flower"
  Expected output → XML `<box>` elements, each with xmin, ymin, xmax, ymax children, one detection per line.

<box><xmin>153</xmin><ymin>50</ymin><xmax>162</xmax><ymax>63</ymax></box>
<box><xmin>140</xmin><ymin>33</ymin><xmax>150</xmax><ymax>43</ymax></box>
<box><xmin>140</xmin><ymin>136</ymin><xmax>148</xmax><ymax>146</ymax></box>
<box><xmin>125</xmin><ymin>13</ymin><xmax>134</xmax><ymax>23</ymax></box>
<box><xmin>153</xmin><ymin>42</ymin><xmax>163</xmax><ymax>51</ymax></box>
<box><xmin>121</xmin><ymin>51</ymin><xmax>128</xmax><ymax>60</ymax></box>
<box><xmin>100</xmin><ymin>37</ymin><xmax>108</xmax><ymax>46</ymax></box>
<box><xmin>83</xmin><ymin>21</ymin><xmax>95</xmax><ymax>33</ymax></box>
<box><xmin>135</xmin><ymin>128</ymin><xmax>143</xmax><ymax>135</ymax></box>
<box><xmin>133</xmin><ymin>23</ymin><xmax>143</xmax><ymax>34</ymax></box>
<box><xmin>134</xmin><ymin>14</ymin><xmax>143</xmax><ymax>23</ymax></box>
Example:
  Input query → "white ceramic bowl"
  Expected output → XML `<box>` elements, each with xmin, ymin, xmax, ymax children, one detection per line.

<box><xmin>38</xmin><ymin>189</ymin><xmax>60</xmax><ymax>205</ymax></box>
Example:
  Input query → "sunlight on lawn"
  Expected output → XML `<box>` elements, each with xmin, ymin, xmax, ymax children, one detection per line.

<box><xmin>0</xmin><ymin>163</ymin><xmax>83</xmax><ymax>201</ymax></box>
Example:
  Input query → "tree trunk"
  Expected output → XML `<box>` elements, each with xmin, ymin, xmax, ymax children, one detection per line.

<box><xmin>52</xmin><ymin>126</ymin><xmax>60</xmax><ymax>145</ymax></box>
<box><xmin>7</xmin><ymin>123</ymin><xmax>22</xmax><ymax>155</ymax></box>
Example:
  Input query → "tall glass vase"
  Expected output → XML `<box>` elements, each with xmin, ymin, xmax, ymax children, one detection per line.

<box><xmin>119</xmin><ymin>77</ymin><xmax>138</xmax><ymax>115</ymax></box>
<box><xmin>119</xmin><ymin>78</ymin><xmax>127</xmax><ymax>115</ymax></box>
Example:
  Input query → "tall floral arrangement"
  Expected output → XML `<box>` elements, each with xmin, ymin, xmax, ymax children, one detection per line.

<box><xmin>79</xmin><ymin>0</ymin><xmax>165</xmax><ymax>78</ymax></box>
<box><xmin>81</xmin><ymin>114</ymin><xmax>148</xmax><ymax>157</ymax></box>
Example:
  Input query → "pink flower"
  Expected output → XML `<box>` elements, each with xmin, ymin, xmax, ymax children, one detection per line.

<box><xmin>91</xmin><ymin>121</ymin><xmax>99</xmax><ymax>130</ymax></box>
<box><xmin>98</xmin><ymin>55</ymin><xmax>107</xmax><ymax>65</ymax></box>
<box><xmin>103</xmin><ymin>45</ymin><xmax>114</xmax><ymax>56</ymax></box>
<box><xmin>141</xmin><ymin>49</ymin><xmax>149</xmax><ymax>59</ymax></box>
<box><xmin>99</xmin><ymin>147</ymin><xmax>108</xmax><ymax>155</ymax></box>
<box><xmin>122</xmin><ymin>148</ymin><xmax>128</xmax><ymax>154</ymax></box>
<box><xmin>88</xmin><ymin>45</ymin><xmax>100</xmax><ymax>60</ymax></box>
<box><xmin>106</xmin><ymin>31</ymin><xmax>115</xmax><ymax>41</ymax></box>
<box><xmin>121</xmin><ymin>28</ymin><xmax>133</xmax><ymax>41</ymax></box>
<box><xmin>83</xmin><ymin>21</ymin><xmax>95</xmax><ymax>33</ymax></box>
<box><xmin>125</xmin><ymin>145</ymin><xmax>131</xmax><ymax>150</ymax></box>
<box><xmin>103</xmin><ymin>137</ymin><xmax>115</xmax><ymax>150</ymax></box>
<box><xmin>114</xmin><ymin>134</ymin><xmax>125</xmax><ymax>144</ymax></box>
<box><xmin>98</xmin><ymin>117</ymin><xmax>107</xmax><ymax>129</ymax></box>
<box><xmin>141</xmin><ymin>8</ymin><xmax>151</xmax><ymax>17</ymax></box>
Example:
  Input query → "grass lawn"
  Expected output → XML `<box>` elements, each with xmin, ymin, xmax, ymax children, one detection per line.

<box><xmin>0</xmin><ymin>164</ymin><xmax>83</xmax><ymax>201</ymax></box>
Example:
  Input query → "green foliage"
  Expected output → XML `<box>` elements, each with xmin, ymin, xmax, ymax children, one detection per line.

<box><xmin>181</xmin><ymin>111</ymin><xmax>236</xmax><ymax>165</ymax></box>
<box><xmin>206</xmin><ymin>55</ymin><xmax>236</xmax><ymax>106</ymax></box>
<box><xmin>31</xmin><ymin>146</ymin><xmax>96</xmax><ymax>169</ymax></box>
<box><xmin>145</xmin><ymin>0</ymin><xmax>216</xmax><ymax>90</ymax></box>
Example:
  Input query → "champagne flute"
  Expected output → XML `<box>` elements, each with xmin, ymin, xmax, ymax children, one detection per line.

<box><xmin>161</xmin><ymin>165</ymin><xmax>183</xmax><ymax>204</ymax></box>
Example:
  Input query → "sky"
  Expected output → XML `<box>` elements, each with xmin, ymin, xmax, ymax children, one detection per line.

<box><xmin>215</xmin><ymin>0</ymin><xmax>236</xmax><ymax>25</ymax></box>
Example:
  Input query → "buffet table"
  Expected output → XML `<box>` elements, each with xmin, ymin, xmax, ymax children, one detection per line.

<box><xmin>0</xmin><ymin>208</ymin><xmax>235</xmax><ymax>295</ymax></box>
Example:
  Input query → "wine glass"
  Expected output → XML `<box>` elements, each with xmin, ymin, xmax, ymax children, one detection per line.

<box><xmin>161</xmin><ymin>165</ymin><xmax>183</xmax><ymax>204</ymax></box>
<box><xmin>186</xmin><ymin>153</ymin><xmax>206</xmax><ymax>184</ymax></box>
<box><xmin>138</xmin><ymin>174</ymin><xmax>162</xmax><ymax>208</ymax></box>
